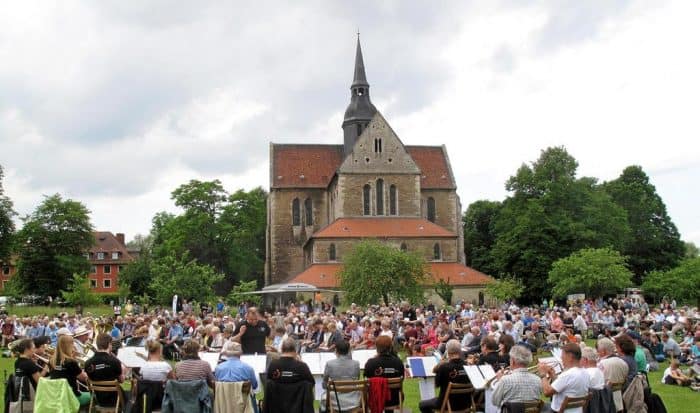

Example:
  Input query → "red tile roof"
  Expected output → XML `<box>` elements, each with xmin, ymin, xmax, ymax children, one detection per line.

<box><xmin>90</xmin><ymin>231</ymin><xmax>135</xmax><ymax>264</ymax></box>
<box><xmin>287</xmin><ymin>262</ymin><xmax>492</xmax><ymax>288</ymax></box>
<box><xmin>270</xmin><ymin>144</ymin><xmax>455</xmax><ymax>189</ymax></box>
<box><xmin>311</xmin><ymin>218</ymin><xmax>456</xmax><ymax>239</ymax></box>
<box><xmin>271</xmin><ymin>144</ymin><xmax>344</xmax><ymax>188</ymax></box>
<box><xmin>406</xmin><ymin>146</ymin><xmax>456</xmax><ymax>189</ymax></box>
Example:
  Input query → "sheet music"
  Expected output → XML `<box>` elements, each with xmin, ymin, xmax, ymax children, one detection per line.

<box><xmin>301</xmin><ymin>352</ymin><xmax>332</xmax><ymax>375</ymax></box>
<box><xmin>551</xmin><ymin>348</ymin><xmax>563</xmax><ymax>363</ymax></box>
<box><xmin>407</xmin><ymin>357</ymin><xmax>438</xmax><ymax>377</ymax></box>
<box><xmin>464</xmin><ymin>365</ymin><xmax>487</xmax><ymax>389</ymax></box>
<box><xmin>538</xmin><ymin>357</ymin><xmax>562</xmax><ymax>374</ymax></box>
<box><xmin>199</xmin><ymin>352</ymin><xmax>220</xmax><ymax>370</ymax></box>
<box><xmin>117</xmin><ymin>347</ymin><xmax>148</xmax><ymax>368</ymax></box>
<box><xmin>240</xmin><ymin>354</ymin><xmax>267</xmax><ymax>376</ymax></box>
<box><xmin>479</xmin><ymin>364</ymin><xmax>496</xmax><ymax>383</ymax></box>
<box><xmin>418</xmin><ymin>378</ymin><xmax>436</xmax><ymax>400</ymax></box>
<box><xmin>351</xmin><ymin>349</ymin><xmax>375</xmax><ymax>369</ymax></box>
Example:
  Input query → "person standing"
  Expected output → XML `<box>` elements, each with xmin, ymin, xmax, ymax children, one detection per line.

<box><xmin>233</xmin><ymin>307</ymin><xmax>271</xmax><ymax>355</ymax></box>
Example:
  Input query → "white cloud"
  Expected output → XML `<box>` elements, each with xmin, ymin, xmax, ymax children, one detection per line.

<box><xmin>0</xmin><ymin>0</ymin><xmax>698</xmax><ymax>245</ymax></box>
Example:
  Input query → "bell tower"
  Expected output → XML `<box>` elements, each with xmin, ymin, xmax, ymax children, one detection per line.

<box><xmin>342</xmin><ymin>36</ymin><xmax>377</xmax><ymax>157</ymax></box>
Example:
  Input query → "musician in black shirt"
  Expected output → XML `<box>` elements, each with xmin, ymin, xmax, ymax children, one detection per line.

<box><xmin>363</xmin><ymin>335</ymin><xmax>405</xmax><ymax>411</ymax></box>
<box><xmin>14</xmin><ymin>339</ymin><xmax>48</xmax><ymax>390</ymax></box>
<box><xmin>419</xmin><ymin>339</ymin><xmax>471</xmax><ymax>413</ymax></box>
<box><xmin>266</xmin><ymin>338</ymin><xmax>314</xmax><ymax>384</ymax></box>
<box><xmin>84</xmin><ymin>333</ymin><xmax>125</xmax><ymax>406</ymax></box>
<box><xmin>233</xmin><ymin>307</ymin><xmax>271</xmax><ymax>354</ymax></box>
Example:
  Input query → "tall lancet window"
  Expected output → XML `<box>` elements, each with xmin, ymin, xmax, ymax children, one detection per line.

<box><xmin>376</xmin><ymin>179</ymin><xmax>384</xmax><ymax>215</ymax></box>
<box><xmin>389</xmin><ymin>185</ymin><xmax>397</xmax><ymax>215</ymax></box>
<box><xmin>292</xmin><ymin>198</ymin><xmax>300</xmax><ymax>226</ymax></box>
<box><xmin>427</xmin><ymin>197</ymin><xmax>436</xmax><ymax>223</ymax></box>
<box><xmin>363</xmin><ymin>184</ymin><xmax>371</xmax><ymax>215</ymax></box>
<box><xmin>304</xmin><ymin>198</ymin><xmax>313</xmax><ymax>225</ymax></box>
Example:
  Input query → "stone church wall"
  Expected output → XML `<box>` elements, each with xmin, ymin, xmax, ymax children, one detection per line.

<box><xmin>337</xmin><ymin>174</ymin><xmax>421</xmax><ymax>217</ymax></box>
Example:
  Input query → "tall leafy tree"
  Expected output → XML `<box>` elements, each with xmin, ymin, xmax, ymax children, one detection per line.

<box><xmin>490</xmin><ymin>147</ymin><xmax>629</xmax><ymax>301</ymax></box>
<box><xmin>642</xmin><ymin>257</ymin><xmax>700</xmax><ymax>306</ymax></box>
<box><xmin>685</xmin><ymin>241</ymin><xmax>699</xmax><ymax>259</ymax></box>
<box><xmin>604</xmin><ymin>166</ymin><xmax>684</xmax><ymax>283</ymax></box>
<box><xmin>0</xmin><ymin>165</ymin><xmax>16</xmax><ymax>261</ymax></box>
<box><xmin>463</xmin><ymin>200</ymin><xmax>501</xmax><ymax>274</ymax></box>
<box><xmin>548</xmin><ymin>248</ymin><xmax>633</xmax><ymax>299</ymax></box>
<box><xmin>15</xmin><ymin>194</ymin><xmax>94</xmax><ymax>296</ymax></box>
<box><xmin>339</xmin><ymin>240</ymin><xmax>427</xmax><ymax>305</ymax></box>
<box><xmin>150</xmin><ymin>252</ymin><xmax>223</xmax><ymax>304</ymax></box>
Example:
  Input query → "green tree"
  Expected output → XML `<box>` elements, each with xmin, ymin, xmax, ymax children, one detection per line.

<box><xmin>61</xmin><ymin>273</ymin><xmax>101</xmax><ymax>306</ymax></box>
<box><xmin>463</xmin><ymin>200</ymin><xmax>501</xmax><ymax>274</ymax></box>
<box><xmin>604</xmin><ymin>165</ymin><xmax>684</xmax><ymax>283</ymax></box>
<box><xmin>118</xmin><ymin>254</ymin><xmax>153</xmax><ymax>298</ymax></box>
<box><xmin>642</xmin><ymin>257</ymin><xmax>700</xmax><ymax>306</ymax></box>
<box><xmin>490</xmin><ymin>147</ymin><xmax>629</xmax><ymax>301</ymax></box>
<box><xmin>548</xmin><ymin>248</ymin><xmax>633</xmax><ymax>299</ymax></box>
<box><xmin>684</xmin><ymin>241</ymin><xmax>699</xmax><ymax>259</ymax></box>
<box><xmin>226</xmin><ymin>280</ymin><xmax>261</xmax><ymax>307</ymax></box>
<box><xmin>339</xmin><ymin>240</ymin><xmax>427</xmax><ymax>305</ymax></box>
<box><xmin>0</xmin><ymin>165</ymin><xmax>16</xmax><ymax>261</ymax></box>
<box><xmin>485</xmin><ymin>276</ymin><xmax>524</xmax><ymax>302</ymax></box>
<box><xmin>150</xmin><ymin>252</ymin><xmax>224</xmax><ymax>304</ymax></box>
<box><xmin>434</xmin><ymin>278</ymin><xmax>454</xmax><ymax>306</ymax></box>
<box><xmin>15</xmin><ymin>194</ymin><xmax>94</xmax><ymax>296</ymax></box>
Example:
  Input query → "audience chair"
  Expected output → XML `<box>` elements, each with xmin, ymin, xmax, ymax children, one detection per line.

<box><xmin>132</xmin><ymin>378</ymin><xmax>165</xmax><ymax>413</ymax></box>
<box><xmin>437</xmin><ymin>382</ymin><xmax>476</xmax><ymax>413</ymax></box>
<box><xmin>326</xmin><ymin>379</ymin><xmax>367</xmax><ymax>413</ymax></box>
<box><xmin>213</xmin><ymin>381</ymin><xmax>255</xmax><ymax>413</ymax></box>
<box><xmin>558</xmin><ymin>394</ymin><xmax>591</xmax><ymax>413</ymax></box>
<box><xmin>501</xmin><ymin>399</ymin><xmax>543</xmax><ymax>413</ymax></box>
<box><xmin>87</xmin><ymin>379</ymin><xmax>123</xmax><ymax>413</ymax></box>
<box><xmin>384</xmin><ymin>377</ymin><xmax>404</xmax><ymax>413</ymax></box>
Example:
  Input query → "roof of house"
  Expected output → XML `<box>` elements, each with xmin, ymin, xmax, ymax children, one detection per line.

<box><xmin>310</xmin><ymin>218</ymin><xmax>456</xmax><ymax>239</ymax></box>
<box><xmin>287</xmin><ymin>262</ymin><xmax>492</xmax><ymax>289</ymax></box>
<box><xmin>270</xmin><ymin>144</ymin><xmax>456</xmax><ymax>189</ymax></box>
<box><xmin>90</xmin><ymin>231</ymin><xmax>135</xmax><ymax>264</ymax></box>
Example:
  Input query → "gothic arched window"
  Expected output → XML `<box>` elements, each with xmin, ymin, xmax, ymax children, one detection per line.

<box><xmin>329</xmin><ymin>243</ymin><xmax>336</xmax><ymax>261</ymax></box>
<box><xmin>376</xmin><ymin>179</ymin><xmax>384</xmax><ymax>215</ymax></box>
<box><xmin>304</xmin><ymin>198</ymin><xmax>313</xmax><ymax>225</ymax></box>
<box><xmin>427</xmin><ymin>197</ymin><xmax>436</xmax><ymax>223</ymax></box>
<box><xmin>363</xmin><ymin>184</ymin><xmax>371</xmax><ymax>215</ymax></box>
<box><xmin>389</xmin><ymin>185</ymin><xmax>397</xmax><ymax>215</ymax></box>
<box><xmin>433</xmin><ymin>243</ymin><xmax>441</xmax><ymax>260</ymax></box>
<box><xmin>292</xmin><ymin>198</ymin><xmax>300</xmax><ymax>226</ymax></box>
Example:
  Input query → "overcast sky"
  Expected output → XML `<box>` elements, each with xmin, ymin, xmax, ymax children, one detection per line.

<box><xmin>1</xmin><ymin>1</ymin><xmax>698</xmax><ymax>245</ymax></box>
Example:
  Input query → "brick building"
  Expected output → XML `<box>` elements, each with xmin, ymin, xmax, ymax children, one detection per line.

<box><xmin>0</xmin><ymin>256</ymin><xmax>17</xmax><ymax>291</ymax></box>
<box><xmin>0</xmin><ymin>231</ymin><xmax>137</xmax><ymax>294</ymax></box>
<box><xmin>265</xmin><ymin>39</ymin><xmax>492</xmax><ymax>304</ymax></box>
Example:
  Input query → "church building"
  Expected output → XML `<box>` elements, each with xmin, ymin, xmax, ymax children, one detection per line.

<box><xmin>265</xmin><ymin>39</ymin><xmax>492</xmax><ymax>304</ymax></box>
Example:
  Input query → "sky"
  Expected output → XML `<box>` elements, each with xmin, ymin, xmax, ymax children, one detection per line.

<box><xmin>1</xmin><ymin>0</ymin><xmax>698</xmax><ymax>245</ymax></box>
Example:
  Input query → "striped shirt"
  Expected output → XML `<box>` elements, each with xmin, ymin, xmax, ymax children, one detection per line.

<box><xmin>175</xmin><ymin>359</ymin><xmax>214</xmax><ymax>382</ymax></box>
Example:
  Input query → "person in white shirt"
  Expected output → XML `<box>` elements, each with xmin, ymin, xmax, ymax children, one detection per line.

<box><xmin>580</xmin><ymin>347</ymin><xmax>605</xmax><ymax>390</ymax></box>
<box><xmin>140</xmin><ymin>340</ymin><xmax>175</xmax><ymax>381</ymax></box>
<box><xmin>538</xmin><ymin>343</ymin><xmax>590</xmax><ymax>413</ymax></box>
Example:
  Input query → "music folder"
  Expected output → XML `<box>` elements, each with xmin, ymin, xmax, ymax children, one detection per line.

<box><xmin>464</xmin><ymin>364</ymin><xmax>496</xmax><ymax>390</ymax></box>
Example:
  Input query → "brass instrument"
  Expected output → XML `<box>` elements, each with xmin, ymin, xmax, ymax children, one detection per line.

<box><xmin>7</xmin><ymin>339</ymin><xmax>22</xmax><ymax>353</ymax></box>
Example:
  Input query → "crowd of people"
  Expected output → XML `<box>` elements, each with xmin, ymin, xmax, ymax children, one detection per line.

<box><xmin>1</xmin><ymin>295</ymin><xmax>699</xmax><ymax>412</ymax></box>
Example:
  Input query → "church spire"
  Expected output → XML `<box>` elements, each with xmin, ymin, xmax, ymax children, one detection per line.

<box><xmin>343</xmin><ymin>35</ymin><xmax>377</xmax><ymax>157</ymax></box>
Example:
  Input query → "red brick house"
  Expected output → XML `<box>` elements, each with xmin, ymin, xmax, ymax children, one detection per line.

<box><xmin>86</xmin><ymin>232</ymin><xmax>136</xmax><ymax>293</ymax></box>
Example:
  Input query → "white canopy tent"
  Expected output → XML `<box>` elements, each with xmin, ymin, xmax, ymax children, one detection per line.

<box><xmin>237</xmin><ymin>283</ymin><xmax>341</xmax><ymax>310</ymax></box>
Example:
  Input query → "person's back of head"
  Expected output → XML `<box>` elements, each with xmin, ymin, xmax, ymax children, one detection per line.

<box><xmin>335</xmin><ymin>339</ymin><xmax>350</xmax><ymax>356</ymax></box>
<box><xmin>281</xmin><ymin>337</ymin><xmax>297</xmax><ymax>354</ymax></box>
<box><xmin>509</xmin><ymin>345</ymin><xmax>532</xmax><ymax>368</ymax></box>
<box><xmin>445</xmin><ymin>339</ymin><xmax>461</xmax><ymax>357</ymax></box>
<box><xmin>375</xmin><ymin>335</ymin><xmax>392</xmax><ymax>355</ymax></box>
<box><xmin>95</xmin><ymin>333</ymin><xmax>112</xmax><ymax>351</ymax></box>
<box><xmin>563</xmin><ymin>342</ymin><xmax>582</xmax><ymax>361</ymax></box>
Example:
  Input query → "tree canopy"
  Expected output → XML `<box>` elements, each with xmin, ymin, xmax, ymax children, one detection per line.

<box><xmin>0</xmin><ymin>165</ymin><xmax>16</xmax><ymax>261</ymax></box>
<box><xmin>473</xmin><ymin>147</ymin><xmax>629</xmax><ymax>301</ymax></box>
<box><xmin>14</xmin><ymin>194</ymin><xmax>94</xmax><ymax>296</ymax></box>
<box><xmin>642</xmin><ymin>257</ymin><xmax>700</xmax><ymax>306</ymax></box>
<box><xmin>548</xmin><ymin>248</ymin><xmax>633</xmax><ymax>299</ymax></box>
<box><xmin>604</xmin><ymin>165</ymin><xmax>684</xmax><ymax>283</ymax></box>
<box><xmin>149</xmin><ymin>252</ymin><xmax>224</xmax><ymax>304</ymax></box>
<box><xmin>485</xmin><ymin>276</ymin><xmax>524</xmax><ymax>302</ymax></box>
<box><xmin>339</xmin><ymin>240</ymin><xmax>427</xmax><ymax>305</ymax></box>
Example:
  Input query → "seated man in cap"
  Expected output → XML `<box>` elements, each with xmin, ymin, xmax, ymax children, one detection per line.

<box><xmin>72</xmin><ymin>326</ymin><xmax>92</xmax><ymax>357</ymax></box>
<box><xmin>214</xmin><ymin>342</ymin><xmax>258</xmax><ymax>388</ymax></box>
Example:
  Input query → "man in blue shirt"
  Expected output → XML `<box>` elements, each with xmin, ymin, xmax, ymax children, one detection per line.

<box><xmin>163</xmin><ymin>318</ymin><xmax>184</xmax><ymax>360</ymax></box>
<box><xmin>214</xmin><ymin>342</ymin><xmax>258</xmax><ymax>388</ymax></box>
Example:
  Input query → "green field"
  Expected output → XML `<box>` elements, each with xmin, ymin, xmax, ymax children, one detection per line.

<box><xmin>4</xmin><ymin>305</ymin><xmax>114</xmax><ymax>318</ymax></box>
<box><xmin>0</xmin><ymin>354</ymin><xmax>696</xmax><ymax>412</ymax></box>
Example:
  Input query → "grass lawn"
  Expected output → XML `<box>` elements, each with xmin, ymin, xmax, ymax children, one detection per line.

<box><xmin>4</xmin><ymin>305</ymin><xmax>114</xmax><ymax>318</ymax></box>
<box><xmin>0</xmin><ymin>355</ymin><xmax>695</xmax><ymax>412</ymax></box>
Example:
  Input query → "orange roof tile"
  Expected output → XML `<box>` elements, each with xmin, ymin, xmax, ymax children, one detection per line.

<box><xmin>406</xmin><ymin>146</ymin><xmax>456</xmax><ymax>189</ymax></box>
<box><xmin>311</xmin><ymin>218</ymin><xmax>456</xmax><ymax>239</ymax></box>
<box><xmin>90</xmin><ymin>231</ymin><xmax>136</xmax><ymax>264</ymax></box>
<box><xmin>287</xmin><ymin>262</ymin><xmax>492</xmax><ymax>288</ymax></box>
<box><xmin>271</xmin><ymin>144</ymin><xmax>344</xmax><ymax>188</ymax></box>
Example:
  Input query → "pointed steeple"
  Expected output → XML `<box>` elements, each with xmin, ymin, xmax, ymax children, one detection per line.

<box><xmin>343</xmin><ymin>35</ymin><xmax>377</xmax><ymax>157</ymax></box>
<box><xmin>352</xmin><ymin>36</ymin><xmax>369</xmax><ymax>88</ymax></box>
